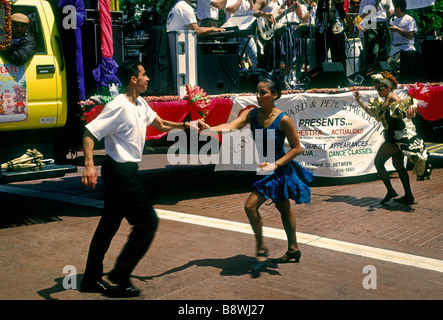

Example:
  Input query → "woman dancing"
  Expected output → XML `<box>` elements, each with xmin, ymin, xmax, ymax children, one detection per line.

<box><xmin>353</xmin><ymin>71</ymin><xmax>430</xmax><ymax>205</ymax></box>
<box><xmin>204</xmin><ymin>77</ymin><xmax>313</xmax><ymax>271</ymax></box>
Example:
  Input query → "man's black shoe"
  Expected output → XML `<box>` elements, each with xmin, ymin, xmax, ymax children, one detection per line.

<box><xmin>113</xmin><ymin>284</ymin><xmax>141</xmax><ymax>297</ymax></box>
<box><xmin>80</xmin><ymin>280</ymin><xmax>119</xmax><ymax>295</ymax></box>
<box><xmin>107</xmin><ymin>272</ymin><xmax>141</xmax><ymax>297</ymax></box>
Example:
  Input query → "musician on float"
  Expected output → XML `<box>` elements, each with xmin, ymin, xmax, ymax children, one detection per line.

<box><xmin>224</xmin><ymin>0</ymin><xmax>275</xmax><ymax>69</ymax></box>
<box><xmin>357</xmin><ymin>0</ymin><xmax>394</xmax><ymax>67</ymax></box>
<box><xmin>197</xmin><ymin>0</ymin><xmax>228</xmax><ymax>28</ymax></box>
<box><xmin>315</xmin><ymin>0</ymin><xmax>347</xmax><ymax>76</ymax></box>
<box><xmin>345</xmin><ymin>0</ymin><xmax>361</xmax><ymax>37</ymax></box>
<box><xmin>253</xmin><ymin>1</ymin><xmax>305</xmax><ymax>73</ymax></box>
<box><xmin>389</xmin><ymin>0</ymin><xmax>417</xmax><ymax>59</ymax></box>
<box><xmin>167</xmin><ymin>0</ymin><xmax>226</xmax><ymax>34</ymax></box>
<box><xmin>255</xmin><ymin>0</ymin><xmax>297</xmax><ymax>71</ymax></box>
<box><xmin>306</xmin><ymin>0</ymin><xmax>318</xmax><ymax>69</ymax></box>
<box><xmin>282</xmin><ymin>0</ymin><xmax>318</xmax><ymax>80</ymax></box>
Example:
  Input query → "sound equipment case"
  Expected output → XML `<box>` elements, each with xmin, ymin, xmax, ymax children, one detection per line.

<box><xmin>168</xmin><ymin>30</ymin><xmax>198</xmax><ymax>97</ymax></box>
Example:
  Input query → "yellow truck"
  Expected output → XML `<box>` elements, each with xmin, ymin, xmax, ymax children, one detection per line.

<box><xmin>0</xmin><ymin>0</ymin><xmax>100</xmax><ymax>182</ymax></box>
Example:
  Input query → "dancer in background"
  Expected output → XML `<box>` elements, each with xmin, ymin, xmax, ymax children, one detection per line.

<box><xmin>353</xmin><ymin>71</ymin><xmax>430</xmax><ymax>205</ymax></box>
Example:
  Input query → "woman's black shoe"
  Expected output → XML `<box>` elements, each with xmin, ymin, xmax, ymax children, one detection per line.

<box><xmin>380</xmin><ymin>190</ymin><xmax>398</xmax><ymax>205</ymax></box>
<box><xmin>270</xmin><ymin>250</ymin><xmax>301</xmax><ymax>263</ymax></box>
<box><xmin>251</xmin><ymin>249</ymin><xmax>269</xmax><ymax>277</ymax></box>
<box><xmin>417</xmin><ymin>162</ymin><xmax>432</xmax><ymax>181</ymax></box>
<box><xmin>393</xmin><ymin>195</ymin><xmax>415</xmax><ymax>204</ymax></box>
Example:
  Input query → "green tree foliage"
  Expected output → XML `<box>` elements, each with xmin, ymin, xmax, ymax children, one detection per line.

<box><xmin>119</xmin><ymin>0</ymin><xmax>177</xmax><ymax>25</ymax></box>
<box><xmin>408</xmin><ymin>0</ymin><xmax>443</xmax><ymax>35</ymax></box>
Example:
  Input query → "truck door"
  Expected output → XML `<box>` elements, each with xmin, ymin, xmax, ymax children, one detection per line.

<box><xmin>0</xmin><ymin>1</ymin><xmax>67</xmax><ymax>132</ymax></box>
<box><xmin>0</xmin><ymin>0</ymin><xmax>76</xmax><ymax>183</ymax></box>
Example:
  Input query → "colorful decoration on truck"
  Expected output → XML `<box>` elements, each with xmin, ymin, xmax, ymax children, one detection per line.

<box><xmin>0</xmin><ymin>63</ymin><xmax>28</xmax><ymax>123</ymax></box>
<box><xmin>92</xmin><ymin>0</ymin><xmax>121</xmax><ymax>89</ymax></box>
<box><xmin>0</xmin><ymin>0</ymin><xmax>12</xmax><ymax>51</ymax></box>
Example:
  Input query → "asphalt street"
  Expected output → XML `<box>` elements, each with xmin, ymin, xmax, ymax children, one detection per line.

<box><xmin>0</xmin><ymin>149</ymin><xmax>442</xmax><ymax>309</ymax></box>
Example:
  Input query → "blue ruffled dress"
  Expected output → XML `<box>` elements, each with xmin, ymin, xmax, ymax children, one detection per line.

<box><xmin>250</xmin><ymin>108</ymin><xmax>314</xmax><ymax>204</ymax></box>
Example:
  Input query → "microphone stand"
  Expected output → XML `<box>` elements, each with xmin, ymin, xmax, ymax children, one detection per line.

<box><xmin>319</xmin><ymin>0</ymin><xmax>328</xmax><ymax>64</ymax></box>
<box><xmin>282</xmin><ymin>0</ymin><xmax>295</xmax><ymax>86</ymax></box>
<box><xmin>307</xmin><ymin>2</ymin><xmax>314</xmax><ymax>77</ymax></box>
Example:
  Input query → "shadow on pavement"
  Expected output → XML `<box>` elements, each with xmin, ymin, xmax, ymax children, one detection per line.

<box><xmin>322</xmin><ymin>194</ymin><xmax>415</xmax><ymax>213</ymax></box>
<box><xmin>136</xmin><ymin>254</ymin><xmax>280</xmax><ymax>282</ymax></box>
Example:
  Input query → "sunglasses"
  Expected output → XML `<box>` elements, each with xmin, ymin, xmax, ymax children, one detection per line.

<box><xmin>375</xmin><ymin>85</ymin><xmax>387</xmax><ymax>91</ymax></box>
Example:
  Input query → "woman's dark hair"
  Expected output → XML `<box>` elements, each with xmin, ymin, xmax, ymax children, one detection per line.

<box><xmin>260</xmin><ymin>72</ymin><xmax>284</xmax><ymax>100</ymax></box>
<box><xmin>116</xmin><ymin>61</ymin><xmax>142</xmax><ymax>87</ymax></box>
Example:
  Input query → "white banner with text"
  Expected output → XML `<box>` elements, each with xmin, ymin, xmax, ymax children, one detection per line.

<box><xmin>215</xmin><ymin>90</ymin><xmax>406</xmax><ymax>177</ymax></box>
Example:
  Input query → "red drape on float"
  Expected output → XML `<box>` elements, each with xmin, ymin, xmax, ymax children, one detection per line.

<box><xmin>84</xmin><ymin>98</ymin><xmax>235</xmax><ymax>141</ymax></box>
<box><xmin>146</xmin><ymin>98</ymin><xmax>234</xmax><ymax>141</ymax></box>
<box><xmin>99</xmin><ymin>0</ymin><xmax>113</xmax><ymax>58</ymax></box>
<box><xmin>92</xmin><ymin>0</ymin><xmax>120</xmax><ymax>88</ymax></box>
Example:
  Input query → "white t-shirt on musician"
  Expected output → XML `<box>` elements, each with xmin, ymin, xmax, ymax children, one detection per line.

<box><xmin>224</xmin><ymin>0</ymin><xmax>251</xmax><ymax>21</ymax></box>
<box><xmin>86</xmin><ymin>94</ymin><xmax>157</xmax><ymax>163</ymax></box>
<box><xmin>167</xmin><ymin>0</ymin><xmax>198</xmax><ymax>31</ymax></box>
<box><xmin>390</xmin><ymin>14</ymin><xmax>417</xmax><ymax>56</ymax></box>
<box><xmin>197</xmin><ymin>0</ymin><xmax>219</xmax><ymax>21</ymax></box>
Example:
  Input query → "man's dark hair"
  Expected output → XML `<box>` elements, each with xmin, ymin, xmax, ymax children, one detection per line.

<box><xmin>116</xmin><ymin>61</ymin><xmax>142</xmax><ymax>87</ymax></box>
<box><xmin>393</xmin><ymin>0</ymin><xmax>407</xmax><ymax>12</ymax></box>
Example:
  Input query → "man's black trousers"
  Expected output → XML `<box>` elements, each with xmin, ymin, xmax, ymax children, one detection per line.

<box><xmin>83</xmin><ymin>156</ymin><xmax>159</xmax><ymax>284</ymax></box>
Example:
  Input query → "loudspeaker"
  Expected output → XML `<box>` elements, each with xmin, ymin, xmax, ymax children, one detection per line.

<box><xmin>198</xmin><ymin>42</ymin><xmax>239</xmax><ymax>94</ymax></box>
<box><xmin>422</xmin><ymin>40</ymin><xmax>443</xmax><ymax>82</ymax></box>
<box><xmin>347</xmin><ymin>61</ymin><xmax>390</xmax><ymax>86</ymax></box>
<box><xmin>145</xmin><ymin>26</ymin><xmax>172</xmax><ymax>96</ymax></box>
<box><xmin>300</xmin><ymin>63</ymin><xmax>345</xmax><ymax>89</ymax></box>
<box><xmin>399</xmin><ymin>51</ymin><xmax>423</xmax><ymax>84</ymax></box>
